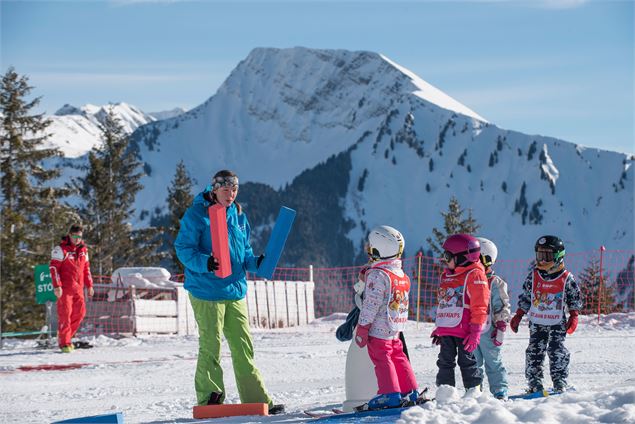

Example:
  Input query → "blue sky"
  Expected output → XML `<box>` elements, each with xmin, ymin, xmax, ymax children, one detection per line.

<box><xmin>2</xmin><ymin>0</ymin><xmax>633</xmax><ymax>154</ymax></box>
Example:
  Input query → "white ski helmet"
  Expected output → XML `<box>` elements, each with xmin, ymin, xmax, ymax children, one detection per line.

<box><xmin>367</xmin><ymin>225</ymin><xmax>405</xmax><ymax>261</ymax></box>
<box><xmin>477</xmin><ymin>237</ymin><xmax>498</xmax><ymax>267</ymax></box>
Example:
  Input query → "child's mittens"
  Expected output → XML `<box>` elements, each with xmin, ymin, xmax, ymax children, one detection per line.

<box><xmin>462</xmin><ymin>324</ymin><xmax>482</xmax><ymax>353</ymax></box>
<box><xmin>510</xmin><ymin>309</ymin><xmax>525</xmax><ymax>333</ymax></box>
<box><xmin>355</xmin><ymin>324</ymin><xmax>371</xmax><ymax>348</ymax></box>
<box><xmin>566</xmin><ymin>310</ymin><xmax>579</xmax><ymax>334</ymax></box>
<box><xmin>430</xmin><ymin>328</ymin><xmax>441</xmax><ymax>346</ymax></box>
<box><xmin>491</xmin><ymin>321</ymin><xmax>507</xmax><ymax>346</ymax></box>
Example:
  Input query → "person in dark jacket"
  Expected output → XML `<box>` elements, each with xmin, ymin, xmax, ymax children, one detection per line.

<box><xmin>175</xmin><ymin>169</ymin><xmax>284</xmax><ymax>414</ymax></box>
<box><xmin>50</xmin><ymin>224</ymin><xmax>94</xmax><ymax>352</ymax></box>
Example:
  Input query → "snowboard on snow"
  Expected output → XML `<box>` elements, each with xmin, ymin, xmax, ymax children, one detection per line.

<box><xmin>35</xmin><ymin>340</ymin><xmax>93</xmax><ymax>350</ymax></box>
<box><xmin>72</xmin><ymin>341</ymin><xmax>93</xmax><ymax>349</ymax></box>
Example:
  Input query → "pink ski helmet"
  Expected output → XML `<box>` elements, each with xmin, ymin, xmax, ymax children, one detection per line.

<box><xmin>442</xmin><ymin>234</ymin><xmax>481</xmax><ymax>266</ymax></box>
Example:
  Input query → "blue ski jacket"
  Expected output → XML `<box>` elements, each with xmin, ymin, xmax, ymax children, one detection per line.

<box><xmin>175</xmin><ymin>187</ymin><xmax>259</xmax><ymax>301</ymax></box>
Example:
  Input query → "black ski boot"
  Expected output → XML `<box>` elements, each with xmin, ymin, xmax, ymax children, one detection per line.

<box><xmin>268</xmin><ymin>404</ymin><xmax>285</xmax><ymax>415</ymax></box>
<box><xmin>207</xmin><ymin>391</ymin><xmax>223</xmax><ymax>405</ymax></box>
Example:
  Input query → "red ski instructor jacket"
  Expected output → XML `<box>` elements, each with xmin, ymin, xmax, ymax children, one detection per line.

<box><xmin>49</xmin><ymin>237</ymin><xmax>94</xmax><ymax>292</ymax></box>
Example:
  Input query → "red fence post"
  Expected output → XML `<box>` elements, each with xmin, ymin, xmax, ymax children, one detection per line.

<box><xmin>416</xmin><ymin>252</ymin><xmax>422</xmax><ymax>329</ymax></box>
<box><xmin>598</xmin><ymin>245</ymin><xmax>606</xmax><ymax>324</ymax></box>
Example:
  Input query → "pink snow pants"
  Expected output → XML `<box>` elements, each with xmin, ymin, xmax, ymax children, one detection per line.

<box><xmin>367</xmin><ymin>336</ymin><xmax>418</xmax><ymax>394</ymax></box>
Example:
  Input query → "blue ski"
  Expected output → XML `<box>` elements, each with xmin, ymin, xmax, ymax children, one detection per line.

<box><xmin>308</xmin><ymin>405</ymin><xmax>414</xmax><ymax>422</ymax></box>
<box><xmin>508</xmin><ymin>387</ymin><xmax>574</xmax><ymax>400</ymax></box>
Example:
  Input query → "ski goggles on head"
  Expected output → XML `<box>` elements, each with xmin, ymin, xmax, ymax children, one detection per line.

<box><xmin>70</xmin><ymin>234</ymin><xmax>83</xmax><ymax>240</ymax></box>
<box><xmin>212</xmin><ymin>175</ymin><xmax>239</xmax><ymax>190</ymax></box>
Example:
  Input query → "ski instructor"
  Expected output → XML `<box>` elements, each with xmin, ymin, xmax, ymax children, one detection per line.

<box><xmin>49</xmin><ymin>223</ymin><xmax>94</xmax><ymax>353</ymax></box>
<box><xmin>175</xmin><ymin>169</ymin><xmax>284</xmax><ymax>415</ymax></box>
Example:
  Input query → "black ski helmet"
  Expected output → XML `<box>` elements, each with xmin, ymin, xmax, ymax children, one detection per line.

<box><xmin>535</xmin><ymin>235</ymin><xmax>565</xmax><ymax>265</ymax></box>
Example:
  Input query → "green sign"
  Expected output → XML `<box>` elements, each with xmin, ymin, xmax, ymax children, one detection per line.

<box><xmin>34</xmin><ymin>264</ymin><xmax>57</xmax><ymax>304</ymax></box>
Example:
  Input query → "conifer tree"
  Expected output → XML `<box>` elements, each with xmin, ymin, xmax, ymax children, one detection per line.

<box><xmin>0</xmin><ymin>67</ymin><xmax>71</xmax><ymax>331</ymax></box>
<box><xmin>427</xmin><ymin>196</ymin><xmax>480</xmax><ymax>255</ymax></box>
<box><xmin>166</xmin><ymin>160</ymin><xmax>194</xmax><ymax>274</ymax></box>
<box><xmin>73</xmin><ymin>107</ymin><xmax>163</xmax><ymax>275</ymax></box>
<box><xmin>579</xmin><ymin>257</ymin><xmax>617</xmax><ymax>314</ymax></box>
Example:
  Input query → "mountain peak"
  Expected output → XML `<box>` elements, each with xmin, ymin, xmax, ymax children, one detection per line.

<box><xmin>55</xmin><ymin>103</ymin><xmax>83</xmax><ymax>116</ymax></box>
<box><xmin>44</xmin><ymin>101</ymin><xmax>156</xmax><ymax>158</ymax></box>
<box><xmin>230</xmin><ymin>47</ymin><xmax>486</xmax><ymax>122</ymax></box>
<box><xmin>380</xmin><ymin>54</ymin><xmax>487</xmax><ymax>122</ymax></box>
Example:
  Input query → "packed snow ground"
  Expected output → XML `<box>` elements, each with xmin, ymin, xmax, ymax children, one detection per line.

<box><xmin>1</xmin><ymin>313</ymin><xmax>634</xmax><ymax>423</ymax></box>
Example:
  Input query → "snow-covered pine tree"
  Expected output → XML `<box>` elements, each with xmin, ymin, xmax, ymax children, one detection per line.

<box><xmin>0</xmin><ymin>67</ymin><xmax>71</xmax><ymax>331</ymax></box>
<box><xmin>72</xmin><ymin>107</ymin><xmax>162</xmax><ymax>275</ymax></box>
<box><xmin>426</xmin><ymin>196</ymin><xmax>480</xmax><ymax>256</ymax></box>
<box><xmin>166</xmin><ymin>160</ymin><xmax>194</xmax><ymax>274</ymax></box>
<box><xmin>579</xmin><ymin>257</ymin><xmax>617</xmax><ymax>314</ymax></box>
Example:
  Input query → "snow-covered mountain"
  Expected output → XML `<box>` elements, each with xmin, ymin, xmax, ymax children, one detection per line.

<box><xmin>43</xmin><ymin>102</ymin><xmax>157</xmax><ymax>158</ymax></box>
<box><xmin>149</xmin><ymin>107</ymin><xmax>186</xmax><ymax>121</ymax></box>
<box><xmin>53</xmin><ymin>47</ymin><xmax>634</xmax><ymax>266</ymax></box>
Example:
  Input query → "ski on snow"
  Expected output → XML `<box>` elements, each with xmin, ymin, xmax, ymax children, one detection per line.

<box><xmin>508</xmin><ymin>387</ymin><xmax>575</xmax><ymax>400</ymax></box>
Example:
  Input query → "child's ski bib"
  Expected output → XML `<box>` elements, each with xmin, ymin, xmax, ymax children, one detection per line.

<box><xmin>529</xmin><ymin>270</ymin><xmax>569</xmax><ymax>326</ymax></box>
<box><xmin>376</xmin><ymin>267</ymin><xmax>410</xmax><ymax>332</ymax></box>
<box><xmin>435</xmin><ymin>269</ymin><xmax>476</xmax><ymax>328</ymax></box>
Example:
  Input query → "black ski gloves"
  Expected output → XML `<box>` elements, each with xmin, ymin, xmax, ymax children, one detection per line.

<box><xmin>207</xmin><ymin>256</ymin><xmax>219</xmax><ymax>272</ymax></box>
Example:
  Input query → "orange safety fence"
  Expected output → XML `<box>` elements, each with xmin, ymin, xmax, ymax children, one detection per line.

<box><xmin>63</xmin><ymin>248</ymin><xmax>633</xmax><ymax>338</ymax></box>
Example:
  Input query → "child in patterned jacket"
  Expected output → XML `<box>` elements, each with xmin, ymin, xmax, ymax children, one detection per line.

<box><xmin>510</xmin><ymin>235</ymin><xmax>582</xmax><ymax>393</ymax></box>
<box><xmin>354</xmin><ymin>226</ymin><xmax>418</xmax><ymax>410</ymax></box>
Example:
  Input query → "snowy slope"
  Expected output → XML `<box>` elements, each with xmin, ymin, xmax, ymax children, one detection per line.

<box><xmin>1</xmin><ymin>313</ymin><xmax>634</xmax><ymax>423</ymax></box>
<box><xmin>345</xmin><ymin>109</ymin><xmax>634</xmax><ymax>260</ymax></box>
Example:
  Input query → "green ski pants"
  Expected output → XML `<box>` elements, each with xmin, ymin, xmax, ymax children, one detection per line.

<box><xmin>189</xmin><ymin>294</ymin><xmax>273</xmax><ymax>407</ymax></box>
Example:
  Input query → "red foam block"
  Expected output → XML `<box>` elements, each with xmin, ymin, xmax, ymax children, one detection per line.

<box><xmin>208</xmin><ymin>204</ymin><xmax>232</xmax><ymax>278</ymax></box>
<box><xmin>192</xmin><ymin>403</ymin><xmax>268</xmax><ymax>419</ymax></box>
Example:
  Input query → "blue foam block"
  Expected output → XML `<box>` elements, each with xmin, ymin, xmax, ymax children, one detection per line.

<box><xmin>257</xmin><ymin>206</ymin><xmax>296</xmax><ymax>279</ymax></box>
<box><xmin>52</xmin><ymin>412</ymin><xmax>124</xmax><ymax>423</ymax></box>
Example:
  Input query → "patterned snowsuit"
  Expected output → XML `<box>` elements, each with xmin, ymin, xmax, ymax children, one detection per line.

<box><xmin>517</xmin><ymin>268</ymin><xmax>582</xmax><ymax>390</ymax></box>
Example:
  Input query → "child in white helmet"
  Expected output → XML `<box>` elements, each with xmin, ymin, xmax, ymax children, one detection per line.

<box><xmin>354</xmin><ymin>225</ymin><xmax>418</xmax><ymax>410</ymax></box>
<box><xmin>473</xmin><ymin>237</ymin><xmax>511</xmax><ymax>399</ymax></box>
